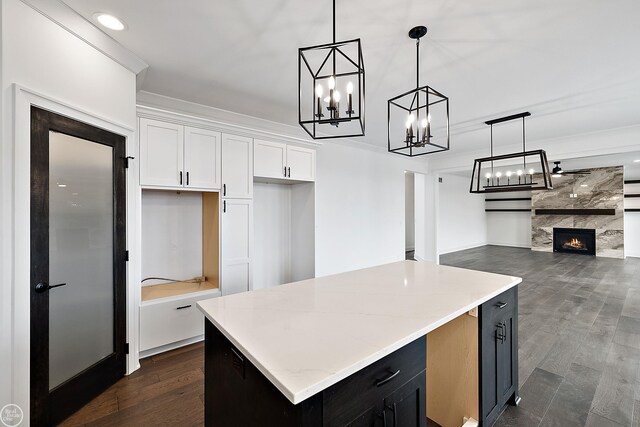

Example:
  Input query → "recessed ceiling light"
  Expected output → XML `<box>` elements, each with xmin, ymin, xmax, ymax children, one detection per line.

<box><xmin>93</xmin><ymin>13</ymin><xmax>127</xmax><ymax>31</ymax></box>
<box><xmin>57</xmin><ymin>183</ymin><xmax>67</xmax><ymax>188</ymax></box>
<box><xmin>580</xmin><ymin>184</ymin><xmax>588</xmax><ymax>187</ymax></box>
<box><xmin>634</xmin><ymin>159</ymin><xmax>640</xmax><ymax>163</ymax></box>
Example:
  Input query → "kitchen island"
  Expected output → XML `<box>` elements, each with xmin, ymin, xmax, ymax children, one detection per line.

<box><xmin>197</xmin><ymin>261</ymin><xmax>522</xmax><ymax>427</ymax></box>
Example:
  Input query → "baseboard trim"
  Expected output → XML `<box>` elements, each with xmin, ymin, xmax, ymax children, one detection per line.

<box><xmin>438</xmin><ymin>243</ymin><xmax>487</xmax><ymax>256</ymax></box>
<box><xmin>486</xmin><ymin>243</ymin><xmax>532</xmax><ymax>249</ymax></box>
<box><xmin>139</xmin><ymin>335</ymin><xmax>204</xmax><ymax>359</ymax></box>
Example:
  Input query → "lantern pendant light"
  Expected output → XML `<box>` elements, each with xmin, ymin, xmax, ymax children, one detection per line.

<box><xmin>469</xmin><ymin>112</ymin><xmax>554</xmax><ymax>193</ymax></box>
<box><xmin>298</xmin><ymin>0</ymin><xmax>365</xmax><ymax>139</ymax></box>
<box><xmin>388</xmin><ymin>26</ymin><xmax>450</xmax><ymax>156</ymax></box>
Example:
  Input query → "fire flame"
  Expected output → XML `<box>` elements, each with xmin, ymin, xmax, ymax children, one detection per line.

<box><xmin>563</xmin><ymin>238</ymin><xmax>585</xmax><ymax>249</ymax></box>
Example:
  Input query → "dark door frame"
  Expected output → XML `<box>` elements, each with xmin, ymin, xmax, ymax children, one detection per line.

<box><xmin>30</xmin><ymin>105</ymin><xmax>127</xmax><ymax>426</ymax></box>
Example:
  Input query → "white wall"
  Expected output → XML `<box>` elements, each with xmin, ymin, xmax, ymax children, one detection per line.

<box><xmin>624</xmin><ymin>173</ymin><xmax>640</xmax><ymax>257</ymax></box>
<box><xmin>253</xmin><ymin>183</ymin><xmax>292</xmax><ymax>289</ymax></box>
<box><xmin>405</xmin><ymin>173</ymin><xmax>415</xmax><ymax>251</ymax></box>
<box><xmin>1</xmin><ymin>0</ymin><xmax>137</xmax><ymax>417</ymax></box>
<box><xmin>141</xmin><ymin>191</ymin><xmax>203</xmax><ymax>286</ymax></box>
<box><xmin>486</xmin><ymin>213</ymin><xmax>532</xmax><ymax>248</ymax></box>
<box><xmin>437</xmin><ymin>174</ymin><xmax>487</xmax><ymax>255</ymax></box>
<box><xmin>314</xmin><ymin>142</ymin><xmax>428</xmax><ymax>276</ymax></box>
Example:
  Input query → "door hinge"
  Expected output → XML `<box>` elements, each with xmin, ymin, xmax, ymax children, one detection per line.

<box><xmin>125</xmin><ymin>250</ymin><xmax>129</xmax><ymax>261</ymax></box>
<box><xmin>125</xmin><ymin>343</ymin><xmax>129</xmax><ymax>354</ymax></box>
<box><xmin>124</xmin><ymin>156</ymin><xmax>135</xmax><ymax>168</ymax></box>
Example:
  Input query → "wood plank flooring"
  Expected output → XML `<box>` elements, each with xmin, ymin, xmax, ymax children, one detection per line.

<box><xmin>59</xmin><ymin>344</ymin><xmax>205</xmax><ymax>426</ymax></box>
<box><xmin>62</xmin><ymin>245</ymin><xmax>640</xmax><ymax>426</ymax></box>
<box><xmin>441</xmin><ymin>245</ymin><xmax>640</xmax><ymax>427</ymax></box>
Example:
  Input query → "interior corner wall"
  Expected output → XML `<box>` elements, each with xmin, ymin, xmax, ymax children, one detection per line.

<box><xmin>0</xmin><ymin>0</ymin><xmax>10</xmax><ymax>413</ymax></box>
<box><xmin>314</xmin><ymin>142</ymin><xmax>428</xmax><ymax>277</ymax></box>
<box><xmin>437</xmin><ymin>174</ymin><xmax>487</xmax><ymax>255</ymax></box>
<box><xmin>1</xmin><ymin>0</ymin><xmax>137</xmax><ymax>416</ymax></box>
<box><xmin>405</xmin><ymin>173</ymin><xmax>415</xmax><ymax>251</ymax></box>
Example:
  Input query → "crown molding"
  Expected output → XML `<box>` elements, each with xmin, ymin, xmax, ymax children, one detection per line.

<box><xmin>19</xmin><ymin>0</ymin><xmax>148</xmax><ymax>75</ymax></box>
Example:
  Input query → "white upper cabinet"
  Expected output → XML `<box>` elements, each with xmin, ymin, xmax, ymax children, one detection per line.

<box><xmin>254</xmin><ymin>139</ymin><xmax>287</xmax><ymax>179</ymax></box>
<box><xmin>254</xmin><ymin>139</ymin><xmax>315</xmax><ymax>182</ymax></box>
<box><xmin>184</xmin><ymin>127</ymin><xmax>221</xmax><ymax>190</ymax></box>
<box><xmin>222</xmin><ymin>134</ymin><xmax>253</xmax><ymax>199</ymax></box>
<box><xmin>140</xmin><ymin>118</ymin><xmax>184</xmax><ymax>187</ymax></box>
<box><xmin>286</xmin><ymin>145</ymin><xmax>315</xmax><ymax>182</ymax></box>
<box><xmin>139</xmin><ymin>117</ymin><xmax>221</xmax><ymax>191</ymax></box>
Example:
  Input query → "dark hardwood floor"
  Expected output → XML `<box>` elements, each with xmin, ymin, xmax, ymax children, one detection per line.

<box><xmin>442</xmin><ymin>245</ymin><xmax>640</xmax><ymax>427</ymax></box>
<box><xmin>62</xmin><ymin>245</ymin><xmax>640</xmax><ymax>426</ymax></box>
<box><xmin>59</xmin><ymin>343</ymin><xmax>205</xmax><ymax>426</ymax></box>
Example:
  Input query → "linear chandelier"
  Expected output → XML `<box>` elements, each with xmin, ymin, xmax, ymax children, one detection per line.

<box><xmin>388</xmin><ymin>25</ymin><xmax>450</xmax><ymax>157</ymax></box>
<box><xmin>469</xmin><ymin>112</ymin><xmax>553</xmax><ymax>193</ymax></box>
<box><xmin>298</xmin><ymin>0</ymin><xmax>365</xmax><ymax>139</ymax></box>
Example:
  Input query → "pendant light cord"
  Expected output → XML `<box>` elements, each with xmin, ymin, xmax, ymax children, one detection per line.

<box><xmin>333</xmin><ymin>0</ymin><xmax>336</xmax><ymax>44</ymax></box>
<box><xmin>416</xmin><ymin>38</ymin><xmax>420</xmax><ymax>88</ymax></box>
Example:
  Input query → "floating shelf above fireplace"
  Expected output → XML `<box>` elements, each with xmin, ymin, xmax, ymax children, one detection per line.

<box><xmin>535</xmin><ymin>208</ymin><xmax>615</xmax><ymax>216</ymax></box>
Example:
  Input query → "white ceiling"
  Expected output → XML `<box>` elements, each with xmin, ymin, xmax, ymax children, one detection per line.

<box><xmin>63</xmin><ymin>0</ymin><xmax>640</xmax><ymax>152</ymax></box>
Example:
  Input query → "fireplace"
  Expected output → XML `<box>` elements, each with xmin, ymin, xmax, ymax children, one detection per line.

<box><xmin>553</xmin><ymin>228</ymin><xmax>596</xmax><ymax>256</ymax></box>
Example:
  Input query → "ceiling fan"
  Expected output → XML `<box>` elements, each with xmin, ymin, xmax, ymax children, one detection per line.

<box><xmin>551</xmin><ymin>161</ymin><xmax>591</xmax><ymax>178</ymax></box>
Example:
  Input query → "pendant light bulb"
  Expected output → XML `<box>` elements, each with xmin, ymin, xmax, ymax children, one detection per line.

<box><xmin>315</xmin><ymin>84</ymin><xmax>323</xmax><ymax>98</ymax></box>
<box><xmin>346</xmin><ymin>81</ymin><xmax>354</xmax><ymax>94</ymax></box>
<box><xmin>333</xmin><ymin>90</ymin><xmax>341</xmax><ymax>102</ymax></box>
<box><xmin>421</xmin><ymin>118</ymin><xmax>428</xmax><ymax>129</ymax></box>
<box><xmin>495</xmin><ymin>172</ymin><xmax>502</xmax><ymax>178</ymax></box>
<box><xmin>324</xmin><ymin>96</ymin><xmax>331</xmax><ymax>103</ymax></box>
<box><xmin>328</xmin><ymin>76</ymin><xmax>336</xmax><ymax>90</ymax></box>
<box><xmin>506</xmin><ymin>171</ymin><xmax>512</xmax><ymax>177</ymax></box>
<box><xmin>485</xmin><ymin>172</ymin><xmax>492</xmax><ymax>179</ymax></box>
<box><xmin>517</xmin><ymin>170</ymin><xmax>523</xmax><ymax>176</ymax></box>
<box><xmin>529</xmin><ymin>168</ymin><xmax>535</xmax><ymax>174</ymax></box>
<box><xmin>427</xmin><ymin>112</ymin><xmax>432</xmax><ymax>123</ymax></box>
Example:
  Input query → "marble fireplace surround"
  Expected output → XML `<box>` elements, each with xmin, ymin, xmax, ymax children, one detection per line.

<box><xmin>531</xmin><ymin>166</ymin><xmax>624</xmax><ymax>258</ymax></box>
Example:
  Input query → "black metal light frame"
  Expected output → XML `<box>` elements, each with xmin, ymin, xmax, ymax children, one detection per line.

<box><xmin>388</xmin><ymin>26</ymin><xmax>450</xmax><ymax>157</ymax></box>
<box><xmin>469</xmin><ymin>112</ymin><xmax>553</xmax><ymax>193</ymax></box>
<box><xmin>298</xmin><ymin>0</ymin><xmax>365</xmax><ymax>140</ymax></box>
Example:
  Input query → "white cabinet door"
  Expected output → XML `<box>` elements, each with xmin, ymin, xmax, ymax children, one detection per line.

<box><xmin>222</xmin><ymin>134</ymin><xmax>253</xmax><ymax>198</ymax></box>
<box><xmin>254</xmin><ymin>139</ymin><xmax>287</xmax><ymax>179</ymax></box>
<box><xmin>221</xmin><ymin>199</ymin><xmax>252</xmax><ymax>295</ymax></box>
<box><xmin>286</xmin><ymin>145</ymin><xmax>316</xmax><ymax>181</ymax></box>
<box><xmin>140</xmin><ymin>118</ymin><xmax>184</xmax><ymax>187</ymax></box>
<box><xmin>184</xmin><ymin>127</ymin><xmax>221</xmax><ymax>190</ymax></box>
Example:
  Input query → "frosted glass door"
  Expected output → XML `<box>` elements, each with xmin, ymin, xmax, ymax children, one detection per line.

<box><xmin>48</xmin><ymin>131</ymin><xmax>115</xmax><ymax>389</ymax></box>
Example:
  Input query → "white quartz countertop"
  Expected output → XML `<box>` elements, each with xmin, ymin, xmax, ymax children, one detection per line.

<box><xmin>197</xmin><ymin>260</ymin><xmax>521</xmax><ymax>404</ymax></box>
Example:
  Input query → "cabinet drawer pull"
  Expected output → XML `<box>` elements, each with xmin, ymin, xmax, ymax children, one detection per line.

<box><xmin>375</xmin><ymin>369</ymin><xmax>400</xmax><ymax>387</ymax></box>
<box><xmin>495</xmin><ymin>301</ymin><xmax>508</xmax><ymax>309</ymax></box>
<box><xmin>179</xmin><ymin>171</ymin><xmax>183</xmax><ymax>185</ymax></box>
<box><xmin>287</xmin><ymin>167</ymin><xmax>291</xmax><ymax>177</ymax></box>
<box><xmin>223</xmin><ymin>183</ymin><xmax>226</xmax><ymax>196</ymax></box>
<box><xmin>186</xmin><ymin>171</ymin><xmax>190</xmax><ymax>185</ymax></box>
<box><xmin>176</xmin><ymin>304</ymin><xmax>192</xmax><ymax>310</ymax></box>
<box><xmin>284</xmin><ymin>166</ymin><xmax>287</xmax><ymax>177</ymax></box>
<box><xmin>223</xmin><ymin>200</ymin><xmax>226</xmax><ymax>213</ymax></box>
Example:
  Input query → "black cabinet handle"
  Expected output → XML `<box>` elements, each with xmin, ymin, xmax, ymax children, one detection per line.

<box><xmin>392</xmin><ymin>403</ymin><xmax>397</xmax><ymax>426</ymax></box>
<box><xmin>223</xmin><ymin>200</ymin><xmax>226</xmax><ymax>213</ymax></box>
<box><xmin>287</xmin><ymin>167</ymin><xmax>291</xmax><ymax>177</ymax></box>
<box><xmin>179</xmin><ymin>171</ymin><xmax>183</xmax><ymax>185</ymax></box>
<box><xmin>284</xmin><ymin>166</ymin><xmax>287</xmax><ymax>177</ymax></box>
<box><xmin>496</xmin><ymin>322</ymin><xmax>506</xmax><ymax>342</ymax></box>
<box><xmin>496</xmin><ymin>301</ymin><xmax>508</xmax><ymax>309</ymax></box>
<box><xmin>176</xmin><ymin>304</ymin><xmax>192</xmax><ymax>310</ymax></box>
<box><xmin>35</xmin><ymin>282</ymin><xmax>67</xmax><ymax>293</ymax></box>
<box><xmin>378</xmin><ymin>409</ymin><xmax>387</xmax><ymax>427</ymax></box>
<box><xmin>376</xmin><ymin>369</ymin><xmax>400</xmax><ymax>387</ymax></box>
<box><xmin>186</xmin><ymin>172</ymin><xmax>190</xmax><ymax>186</ymax></box>
<box><xmin>223</xmin><ymin>183</ymin><xmax>226</xmax><ymax>196</ymax></box>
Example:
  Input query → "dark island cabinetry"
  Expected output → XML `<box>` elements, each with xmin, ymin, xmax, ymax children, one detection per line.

<box><xmin>479</xmin><ymin>286</ymin><xmax>519</xmax><ymax>427</ymax></box>
<box><xmin>204</xmin><ymin>321</ymin><xmax>426</xmax><ymax>427</ymax></box>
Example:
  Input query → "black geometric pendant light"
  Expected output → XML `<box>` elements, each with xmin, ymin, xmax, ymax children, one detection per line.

<box><xmin>469</xmin><ymin>112</ymin><xmax>553</xmax><ymax>193</ymax></box>
<box><xmin>388</xmin><ymin>26</ymin><xmax>450</xmax><ymax>156</ymax></box>
<box><xmin>298</xmin><ymin>0</ymin><xmax>365</xmax><ymax>139</ymax></box>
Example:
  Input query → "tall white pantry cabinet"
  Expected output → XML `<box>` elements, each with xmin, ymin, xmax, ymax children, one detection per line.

<box><xmin>136</xmin><ymin>111</ymin><xmax>315</xmax><ymax>356</ymax></box>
